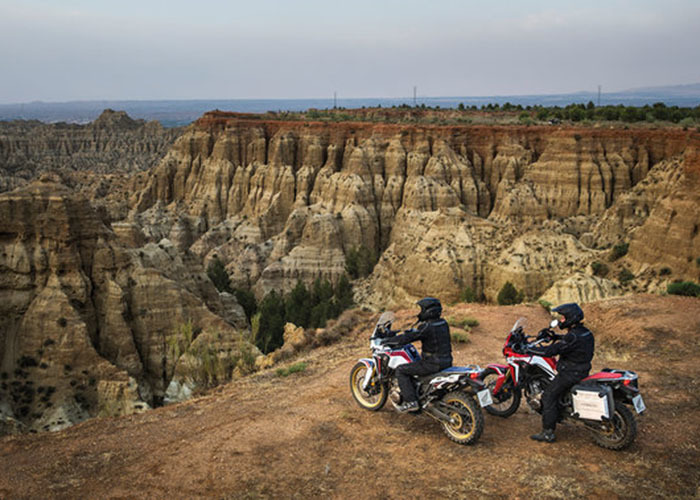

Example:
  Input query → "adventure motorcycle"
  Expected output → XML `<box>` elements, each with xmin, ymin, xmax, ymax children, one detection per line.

<box><xmin>349</xmin><ymin>311</ymin><xmax>493</xmax><ymax>445</ymax></box>
<box><xmin>480</xmin><ymin>318</ymin><xmax>645</xmax><ymax>450</ymax></box>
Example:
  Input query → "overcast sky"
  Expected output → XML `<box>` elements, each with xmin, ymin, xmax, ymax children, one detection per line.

<box><xmin>1</xmin><ymin>0</ymin><xmax>699</xmax><ymax>103</ymax></box>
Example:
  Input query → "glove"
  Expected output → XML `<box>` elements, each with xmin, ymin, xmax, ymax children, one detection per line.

<box><xmin>536</xmin><ymin>328</ymin><xmax>554</xmax><ymax>341</ymax></box>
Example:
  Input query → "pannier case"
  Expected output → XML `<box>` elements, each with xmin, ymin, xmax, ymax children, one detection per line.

<box><xmin>571</xmin><ymin>384</ymin><xmax>614</xmax><ymax>421</ymax></box>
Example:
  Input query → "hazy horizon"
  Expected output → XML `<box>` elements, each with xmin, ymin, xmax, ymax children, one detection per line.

<box><xmin>1</xmin><ymin>1</ymin><xmax>699</xmax><ymax>104</ymax></box>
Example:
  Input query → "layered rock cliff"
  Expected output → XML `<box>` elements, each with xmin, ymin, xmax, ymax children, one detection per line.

<box><xmin>0</xmin><ymin>178</ymin><xmax>254</xmax><ymax>432</ymax></box>
<box><xmin>125</xmin><ymin>112</ymin><xmax>699</xmax><ymax>306</ymax></box>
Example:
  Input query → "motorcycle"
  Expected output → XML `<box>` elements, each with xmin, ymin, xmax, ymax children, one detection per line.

<box><xmin>349</xmin><ymin>311</ymin><xmax>493</xmax><ymax>445</ymax></box>
<box><xmin>480</xmin><ymin>318</ymin><xmax>646</xmax><ymax>450</ymax></box>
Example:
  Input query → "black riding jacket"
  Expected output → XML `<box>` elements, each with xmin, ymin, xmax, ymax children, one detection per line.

<box><xmin>531</xmin><ymin>323</ymin><xmax>595</xmax><ymax>372</ymax></box>
<box><xmin>392</xmin><ymin>318</ymin><xmax>453</xmax><ymax>366</ymax></box>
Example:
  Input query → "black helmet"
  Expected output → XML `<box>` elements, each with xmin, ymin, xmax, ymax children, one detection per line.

<box><xmin>417</xmin><ymin>297</ymin><xmax>442</xmax><ymax>321</ymax></box>
<box><xmin>552</xmin><ymin>303</ymin><xmax>584</xmax><ymax>329</ymax></box>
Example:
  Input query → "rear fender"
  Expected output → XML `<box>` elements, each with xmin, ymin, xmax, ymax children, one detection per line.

<box><xmin>462</xmin><ymin>376</ymin><xmax>487</xmax><ymax>393</ymax></box>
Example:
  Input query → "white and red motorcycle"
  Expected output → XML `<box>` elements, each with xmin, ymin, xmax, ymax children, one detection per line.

<box><xmin>480</xmin><ymin>318</ymin><xmax>646</xmax><ymax>450</ymax></box>
<box><xmin>349</xmin><ymin>312</ymin><xmax>492</xmax><ymax>445</ymax></box>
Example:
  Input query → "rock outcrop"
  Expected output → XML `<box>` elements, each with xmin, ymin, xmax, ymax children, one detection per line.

<box><xmin>0</xmin><ymin>179</ymin><xmax>254</xmax><ymax>432</ymax></box>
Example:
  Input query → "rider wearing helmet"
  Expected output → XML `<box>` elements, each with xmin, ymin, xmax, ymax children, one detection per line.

<box><xmin>527</xmin><ymin>302</ymin><xmax>595</xmax><ymax>443</ymax></box>
<box><xmin>385</xmin><ymin>297</ymin><xmax>453</xmax><ymax>413</ymax></box>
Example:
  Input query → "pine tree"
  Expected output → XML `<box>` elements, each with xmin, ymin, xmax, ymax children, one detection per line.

<box><xmin>285</xmin><ymin>280</ymin><xmax>311</xmax><ymax>328</ymax></box>
<box><xmin>207</xmin><ymin>257</ymin><xmax>232</xmax><ymax>293</ymax></box>
<box><xmin>335</xmin><ymin>274</ymin><xmax>354</xmax><ymax>311</ymax></box>
<box><xmin>497</xmin><ymin>282</ymin><xmax>522</xmax><ymax>305</ymax></box>
<box><xmin>256</xmin><ymin>291</ymin><xmax>286</xmax><ymax>354</ymax></box>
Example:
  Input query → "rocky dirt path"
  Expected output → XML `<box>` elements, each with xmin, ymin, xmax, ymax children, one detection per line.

<box><xmin>1</xmin><ymin>297</ymin><xmax>699</xmax><ymax>499</ymax></box>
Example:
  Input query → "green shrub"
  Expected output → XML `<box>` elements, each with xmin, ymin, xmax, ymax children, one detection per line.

<box><xmin>460</xmin><ymin>286</ymin><xmax>477</xmax><ymax>303</ymax></box>
<box><xmin>618</xmin><ymin>268</ymin><xmax>635</xmax><ymax>284</ymax></box>
<box><xmin>462</xmin><ymin>317</ymin><xmax>479</xmax><ymax>328</ymax></box>
<box><xmin>497</xmin><ymin>282</ymin><xmax>523</xmax><ymax>305</ymax></box>
<box><xmin>609</xmin><ymin>242</ymin><xmax>629</xmax><ymax>262</ymax></box>
<box><xmin>667</xmin><ymin>281</ymin><xmax>700</xmax><ymax>297</ymax></box>
<box><xmin>695</xmin><ymin>256</ymin><xmax>700</xmax><ymax>267</ymax></box>
<box><xmin>276</xmin><ymin>361</ymin><xmax>308</xmax><ymax>377</ymax></box>
<box><xmin>451</xmin><ymin>331</ymin><xmax>470</xmax><ymax>344</ymax></box>
<box><xmin>679</xmin><ymin>117</ymin><xmax>695</xmax><ymax>128</ymax></box>
<box><xmin>538</xmin><ymin>299</ymin><xmax>552</xmax><ymax>312</ymax></box>
<box><xmin>591</xmin><ymin>261</ymin><xmax>609</xmax><ymax>277</ymax></box>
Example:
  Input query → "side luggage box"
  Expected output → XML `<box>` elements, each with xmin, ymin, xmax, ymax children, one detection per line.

<box><xmin>571</xmin><ymin>384</ymin><xmax>614</xmax><ymax>421</ymax></box>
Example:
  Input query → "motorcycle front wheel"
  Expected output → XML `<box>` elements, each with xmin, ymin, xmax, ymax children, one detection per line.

<box><xmin>349</xmin><ymin>362</ymin><xmax>387</xmax><ymax>411</ymax></box>
<box><xmin>481</xmin><ymin>367</ymin><xmax>521</xmax><ymax>417</ymax></box>
<box><xmin>439</xmin><ymin>391</ymin><xmax>484</xmax><ymax>445</ymax></box>
<box><xmin>590</xmin><ymin>401</ymin><xmax>637</xmax><ymax>450</ymax></box>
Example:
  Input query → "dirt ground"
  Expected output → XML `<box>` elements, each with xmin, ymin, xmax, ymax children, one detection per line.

<box><xmin>1</xmin><ymin>295</ymin><xmax>699</xmax><ymax>499</ymax></box>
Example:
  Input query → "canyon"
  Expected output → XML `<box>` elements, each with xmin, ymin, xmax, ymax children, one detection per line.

<box><xmin>1</xmin><ymin>109</ymin><xmax>699</xmax><ymax>433</ymax></box>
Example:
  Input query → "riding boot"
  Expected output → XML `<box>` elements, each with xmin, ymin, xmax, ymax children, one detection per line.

<box><xmin>397</xmin><ymin>400</ymin><xmax>419</xmax><ymax>413</ymax></box>
<box><xmin>530</xmin><ymin>428</ymin><xmax>556</xmax><ymax>443</ymax></box>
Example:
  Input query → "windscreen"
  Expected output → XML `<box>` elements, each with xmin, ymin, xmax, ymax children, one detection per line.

<box><xmin>376</xmin><ymin>311</ymin><xmax>395</xmax><ymax>328</ymax></box>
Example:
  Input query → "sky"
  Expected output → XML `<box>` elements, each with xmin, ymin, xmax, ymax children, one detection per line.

<box><xmin>1</xmin><ymin>0</ymin><xmax>699</xmax><ymax>103</ymax></box>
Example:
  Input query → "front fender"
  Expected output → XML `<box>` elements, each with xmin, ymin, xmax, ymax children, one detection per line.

<box><xmin>358</xmin><ymin>358</ymin><xmax>376</xmax><ymax>390</ymax></box>
<box><xmin>485</xmin><ymin>363</ymin><xmax>514</xmax><ymax>393</ymax></box>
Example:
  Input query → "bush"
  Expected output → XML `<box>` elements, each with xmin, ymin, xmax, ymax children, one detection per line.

<box><xmin>460</xmin><ymin>286</ymin><xmax>477</xmax><ymax>303</ymax></box>
<box><xmin>591</xmin><ymin>261</ymin><xmax>609</xmax><ymax>277</ymax></box>
<box><xmin>538</xmin><ymin>299</ymin><xmax>552</xmax><ymax>312</ymax></box>
<box><xmin>462</xmin><ymin>317</ymin><xmax>479</xmax><ymax>328</ymax></box>
<box><xmin>679</xmin><ymin>117</ymin><xmax>695</xmax><ymax>129</ymax></box>
<box><xmin>695</xmin><ymin>256</ymin><xmax>700</xmax><ymax>267</ymax></box>
<box><xmin>618</xmin><ymin>268</ymin><xmax>635</xmax><ymax>284</ymax></box>
<box><xmin>659</xmin><ymin>267</ymin><xmax>672</xmax><ymax>276</ymax></box>
<box><xmin>609</xmin><ymin>242</ymin><xmax>629</xmax><ymax>262</ymax></box>
<box><xmin>497</xmin><ymin>282</ymin><xmax>524</xmax><ymax>305</ymax></box>
<box><xmin>276</xmin><ymin>362</ymin><xmax>308</xmax><ymax>377</ymax></box>
<box><xmin>451</xmin><ymin>332</ymin><xmax>470</xmax><ymax>344</ymax></box>
<box><xmin>667</xmin><ymin>281</ymin><xmax>700</xmax><ymax>297</ymax></box>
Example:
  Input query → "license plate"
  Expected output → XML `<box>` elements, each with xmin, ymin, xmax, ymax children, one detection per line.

<box><xmin>632</xmin><ymin>394</ymin><xmax>646</xmax><ymax>414</ymax></box>
<box><xmin>477</xmin><ymin>389</ymin><xmax>493</xmax><ymax>408</ymax></box>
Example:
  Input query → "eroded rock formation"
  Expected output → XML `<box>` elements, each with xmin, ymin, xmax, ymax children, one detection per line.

<box><xmin>0</xmin><ymin>109</ymin><xmax>180</xmax><ymax>193</ymax></box>
<box><xmin>0</xmin><ymin>178</ymin><xmax>254</xmax><ymax>432</ymax></box>
<box><xmin>124</xmin><ymin>113</ymin><xmax>700</xmax><ymax>305</ymax></box>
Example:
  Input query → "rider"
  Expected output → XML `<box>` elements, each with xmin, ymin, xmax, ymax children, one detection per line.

<box><xmin>526</xmin><ymin>302</ymin><xmax>595</xmax><ymax>443</ymax></box>
<box><xmin>385</xmin><ymin>297</ymin><xmax>453</xmax><ymax>413</ymax></box>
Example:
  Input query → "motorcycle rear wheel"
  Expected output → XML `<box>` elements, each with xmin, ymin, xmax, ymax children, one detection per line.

<box><xmin>349</xmin><ymin>362</ymin><xmax>387</xmax><ymax>411</ymax></box>
<box><xmin>591</xmin><ymin>401</ymin><xmax>637</xmax><ymax>450</ymax></box>
<box><xmin>481</xmin><ymin>367</ymin><xmax>521</xmax><ymax>417</ymax></box>
<box><xmin>440</xmin><ymin>391</ymin><xmax>484</xmax><ymax>445</ymax></box>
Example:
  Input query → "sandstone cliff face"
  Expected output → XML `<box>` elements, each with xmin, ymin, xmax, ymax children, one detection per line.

<box><xmin>126</xmin><ymin>113</ymin><xmax>698</xmax><ymax>305</ymax></box>
<box><xmin>0</xmin><ymin>179</ymin><xmax>253</xmax><ymax>432</ymax></box>
<box><xmin>0</xmin><ymin>110</ymin><xmax>180</xmax><ymax>193</ymax></box>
